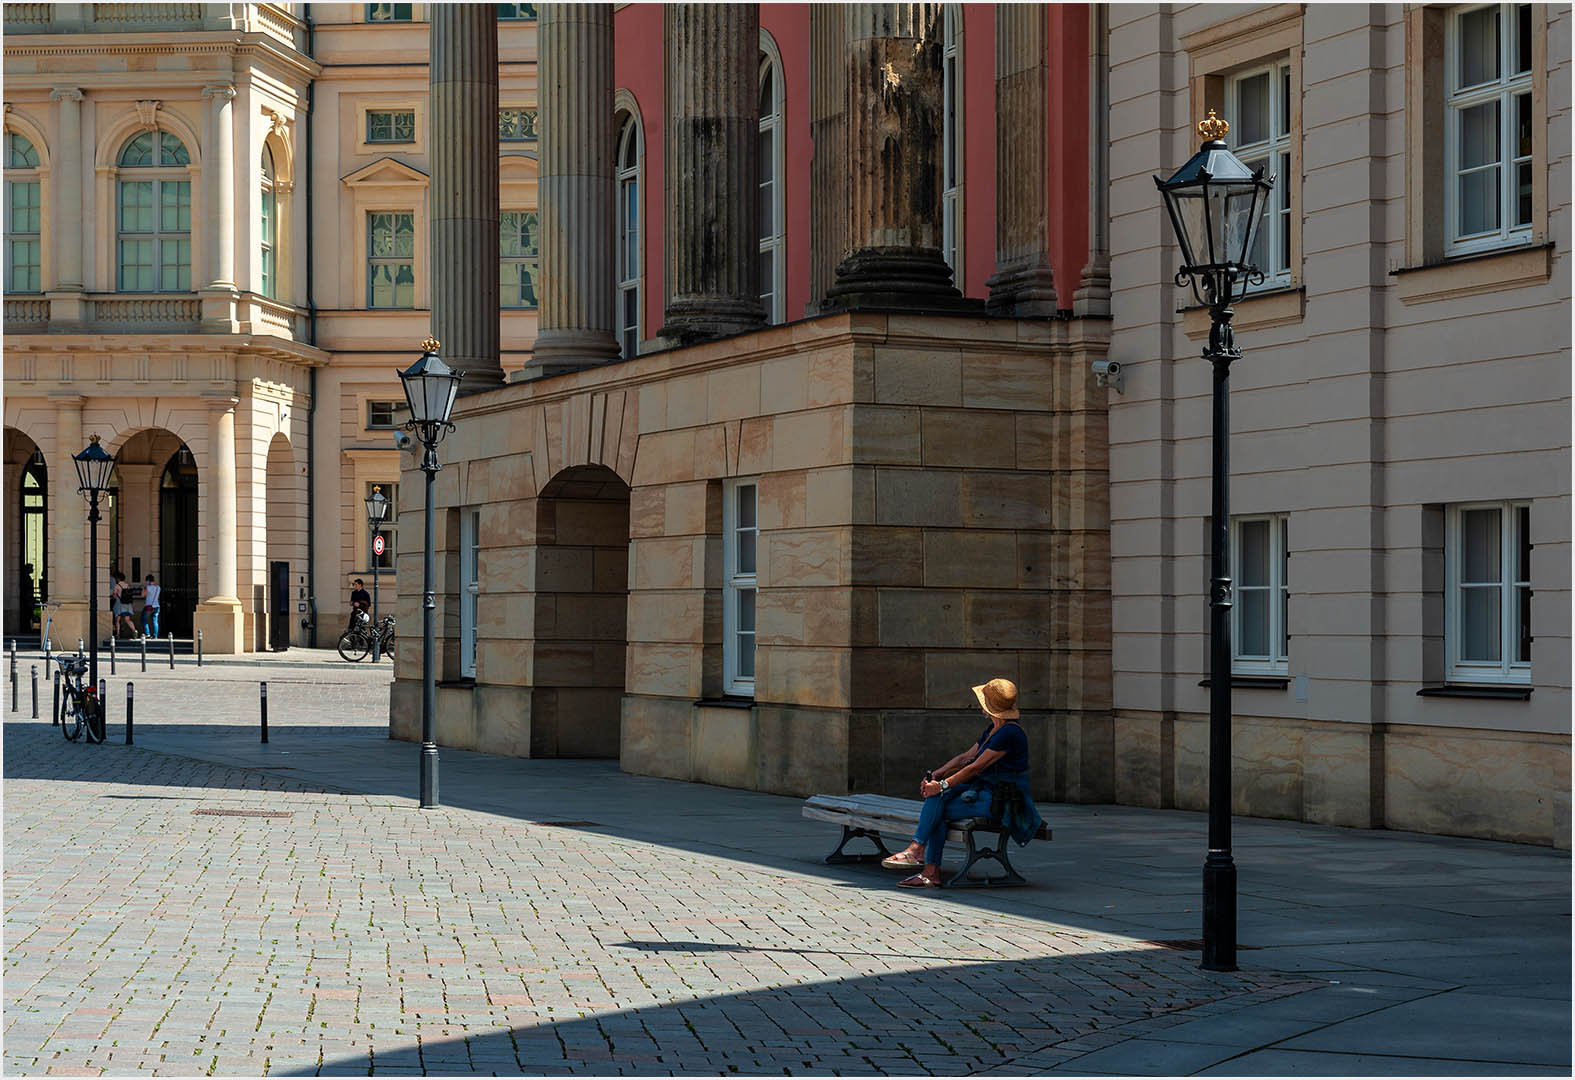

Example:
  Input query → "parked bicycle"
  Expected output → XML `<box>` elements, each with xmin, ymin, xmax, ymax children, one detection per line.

<box><xmin>51</xmin><ymin>651</ymin><xmax>104</xmax><ymax>743</ymax></box>
<box><xmin>337</xmin><ymin>613</ymin><xmax>397</xmax><ymax>663</ymax></box>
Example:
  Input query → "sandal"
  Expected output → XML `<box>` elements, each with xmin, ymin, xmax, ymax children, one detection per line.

<box><xmin>897</xmin><ymin>873</ymin><xmax>940</xmax><ymax>889</ymax></box>
<box><xmin>881</xmin><ymin>854</ymin><xmax>924</xmax><ymax>871</ymax></box>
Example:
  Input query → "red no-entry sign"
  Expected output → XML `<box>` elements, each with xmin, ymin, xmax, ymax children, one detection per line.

<box><xmin>372</xmin><ymin>535</ymin><xmax>385</xmax><ymax>557</ymax></box>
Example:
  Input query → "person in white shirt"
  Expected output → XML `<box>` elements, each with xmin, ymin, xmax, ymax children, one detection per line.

<box><xmin>141</xmin><ymin>575</ymin><xmax>161</xmax><ymax>638</ymax></box>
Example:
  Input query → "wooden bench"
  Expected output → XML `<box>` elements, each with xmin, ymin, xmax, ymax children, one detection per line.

<box><xmin>802</xmin><ymin>792</ymin><xmax>1052</xmax><ymax>888</ymax></box>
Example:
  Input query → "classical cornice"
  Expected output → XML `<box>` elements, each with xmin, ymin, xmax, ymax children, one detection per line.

<box><xmin>4</xmin><ymin>33</ymin><xmax>322</xmax><ymax>83</ymax></box>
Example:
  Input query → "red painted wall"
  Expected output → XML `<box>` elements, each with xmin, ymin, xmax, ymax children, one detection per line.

<box><xmin>613</xmin><ymin>4</ymin><xmax>1092</xmax><ymax>326</ymax></box>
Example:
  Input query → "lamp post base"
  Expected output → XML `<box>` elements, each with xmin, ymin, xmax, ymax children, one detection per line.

<box><xmin>1201</xmin><ymin>853</ymin><xmax>1237</xmax><ymax>971</ymax></box>
<box><xmin>419</xmin><ymin>742</ymin><xmax>439</xmax><ymax>809</ymax></box>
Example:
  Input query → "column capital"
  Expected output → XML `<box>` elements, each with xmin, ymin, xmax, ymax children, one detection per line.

<box><xmin>201</xmin><ymin>84</ymin><xmax>237</xmax><ymax>103</ymax></box>
<box><xmin>48</xmin><ymin>392</ymin><xmax>87</xmax><ymax>407</ymax></box>
<box><xmin>50</xmin><ymin>87</ymin><xmax>84</xmax><ymax>103</ymax></box>
<box><xmin>201</xmin><ymin>394</ymin><xmax>241</xmax><ymax>412</ymax></box>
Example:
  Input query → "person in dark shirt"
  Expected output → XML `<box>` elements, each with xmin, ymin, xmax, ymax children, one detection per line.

<box><xmin>882</xmin><ymin>677</ymin><xmax>1041</xmax><ymax>887</ymax></box>
<box><xmin>348</xmin><ymin>579</ymin><xmax>372</xmax><ymax>627</ymax></box>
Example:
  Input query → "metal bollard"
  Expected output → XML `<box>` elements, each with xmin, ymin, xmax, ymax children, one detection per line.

<box><xmin>167</xmin><ymin>632</ymin><xmax>175</xmax><ymax>669</ymax></box>
<box><xmin>110</xmin><ymin>633</ymin><xmax>117</xmax><ymax>675</ymax></box>
<box><xmin>260</xmin><ymin>681</ymin><xmax>269</xmax><ymax>744</ymax></box>
<box><xmin>9</xmin><ymin>639</ymin><xmax>16</xmax><ymax>712</ymax></box>
<box><xmin>52</xmin><ymin>669</ymin><xmax>60</xmax><ymax>726</ymax></box>
<box><xmin>98</xmin><ymin>679</ymin><xmax>107</xmax><ymax>740</ymax></box>
<box><xmin>78</xmin><ymin>637</ymin><xmax>84</xmax><ymax>655</ymax></box>
<box><xmin>125</xmin><ymin>682</ymin><xmax>134</xmax><ymax>745</ymax></box>
<box><xmin>197</xmin><ymin>630</ymin><xmax>203</xmax><ymax>667</ymax></box>
<box><xmin>140</xmin><ymin>634</ymin><xmax>147</xmax><ymax>673</ymax></box>
<box><xmin>31</xmin><ymin>664</ymin><xmax>38</xmax><ymax>719</ymax></box>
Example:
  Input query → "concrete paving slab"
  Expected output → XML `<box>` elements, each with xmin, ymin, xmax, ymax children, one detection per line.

<box><xmin>1276</xmin><ymin>990</ymin><xmax>1572</xmax><ymax>1066</ymax></box>
<box><xmin>1198</xmin><ymin>1048</ymin><xmax>1568</xmax><ymax>1076</ymax></box>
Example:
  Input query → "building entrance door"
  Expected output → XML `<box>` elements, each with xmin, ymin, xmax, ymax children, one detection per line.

<box><xmin>160</xmin><ymin>447</ymin><xmax>199</xmax><ymax>638</ymax></box>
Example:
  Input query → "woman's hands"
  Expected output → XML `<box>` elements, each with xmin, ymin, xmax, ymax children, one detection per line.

<box><xmin>920</xmin><ymin>778</ymin><xmax>945</xmax><ymax>798</ymax></box>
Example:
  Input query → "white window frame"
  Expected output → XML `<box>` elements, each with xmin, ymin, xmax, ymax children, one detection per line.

<box><xmin>115</xmin><ymin>131</ymin><xmax>192</xmax><ymax>293</ymax></box>
<box><xmin>460</xmin><ymin>507</ymin><xmax>481</xmax><ymax>679</ymax></box>
<box><xmin>722</xmin><ymin>479</ymin><xmax>758</xmax><ymax>697</ymax></box>
<box><xmin>1231</xmin><ymin>514</ymin><xmax>1289</xmax><ymax>675</ymax></box>
<box><xmin>941</xmin><ymin>5</ymin><xmax>962</xmax><ymax>278</ymax></box>
<box><xmin>1225</xmin><ymin>59</ymin><xmax>1293</xmax><ymax>290</ymax></box>
<box><xmin>1445</xmin><ymin>3</ymin><xmax>1535</xmax><ymax>255</ymax></box>
<box><xmin>616</xmin><ymin>113</ymin><xmax>642</xmax><ymax>360</ymax></box>
<box><xmin>366</xmin><ymin>109</ymin><xmax>417</xmax><ymax>145</ymax></box>
<box><xmin>260</xmin><ymin>145</ymin><xmax>276</xmax><ymax>299</ymax></box>
<box><xmin>1445</xmin><ymin>501</ymin><xmax>1531</xmax><ymax>684</ymax></box>
<box><xmin>758</xmin><ymin>38</ymin><xmax>785</xmax><ymax>324</ymax></box>
<box><xmin>5</xmin><ymin>131</ymin><xmax>42</xmax><ymax>294</ymax></box>
<box><xmin>500</xmin><ymin>208</ymin><xmax>539</xmax><ymax>309</ymax></box>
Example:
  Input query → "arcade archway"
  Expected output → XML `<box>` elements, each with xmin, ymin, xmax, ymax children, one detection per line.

<box><xmin>3</xmin><ymin>428</ymin><xmax>47</xmax><ymax>635</ymax></box>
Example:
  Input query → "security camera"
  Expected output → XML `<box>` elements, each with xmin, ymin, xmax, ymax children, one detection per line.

<box><xmin>1092</xmin><ymin>358</ymin><xmax>1124</xmax><ymax>395</ymax></box>
<box><xmin>393</xmin><ymin>431</ymin><xmax>415</xmax><ymax>452</ymax></box>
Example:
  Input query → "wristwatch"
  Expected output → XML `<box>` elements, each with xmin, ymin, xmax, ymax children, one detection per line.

<box><xmin>939</xmin><ymin>778</ymin><xmax>950</xmax><ymax>791</ymax></box>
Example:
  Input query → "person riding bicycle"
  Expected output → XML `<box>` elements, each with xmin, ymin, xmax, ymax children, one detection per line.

<box><xmin>348</xmin><ymin>578</ymin><xmax>372</xmax><ymax>628</ymax></box>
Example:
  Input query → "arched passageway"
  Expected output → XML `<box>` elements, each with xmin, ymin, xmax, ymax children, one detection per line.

<box><xmin>531</xmin><ymin>464</ymin><xmax>631</xmax><ymax>758</ymax></box>
<box><xmin>3</xmin><ymin>428</ymin><xmax>47</xmax><ymax>636</ymax></box>
<box><xmin>263</xmin><ymin>433</ymin><xmax>303</xmax><ymax>649</ymax></box>
<box><xmin>103</xmin><ymin>428</ymin><xmax>198</xmax><ymax>640</ymax></box>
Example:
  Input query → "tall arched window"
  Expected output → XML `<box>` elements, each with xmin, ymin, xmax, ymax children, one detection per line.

<box><xmin>758</xmin><ymin>49</ymin><xmax>785</xmax><ymax>324</ymax></box>
<box><xmin>116</xmin><ymin>131</ymin><xmax>192</xmax><ymax>292</ymax></box>
<box><xmin>260</xmin><ymin>144</ymin><xmax>277</xmax><ymax>299</ymax></box>
<box><xmin>615</xmin><ymin>113</ymin><xmax>641</xmax><ymax>360</ymax></box>
<box><xmin>941</xmin><ymin>6</ymin><xmax>962</xmax><ymax>277</ymax></box>
<box><xmin>5</xmin><ymin>132</ymin><xmax>43</xmax><ymax>293</ymax></box>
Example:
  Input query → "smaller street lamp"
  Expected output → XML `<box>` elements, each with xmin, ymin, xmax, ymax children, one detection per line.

<box><xmin>73</xmin><ymin>434</ymin><xmax>117</xmax><ymax>739</ymax></box>
<box><xmin>398</xmin><ymin>337</ymin><xmax>464</xmax><ymax>810</ymax></box>
<box><xmin>1155</xmin><ymin>109</ymin><xmax>1274</xmax><ymax>974</ymax></box>
<box><xmin>364</xmin><ymin>484</ymin><xmax>390</xmax><ymax>642</ymax></box>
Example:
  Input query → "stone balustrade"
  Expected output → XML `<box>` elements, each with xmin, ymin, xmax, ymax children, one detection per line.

<box><xmin>88</xmin><ymin>294</ymin><xmax>202</xmax><ymax>328</ymax></box>
<box><xmin>4</xmin><ymin>298</ymin><xmax>50</xmax><ymax>331</ymax></box>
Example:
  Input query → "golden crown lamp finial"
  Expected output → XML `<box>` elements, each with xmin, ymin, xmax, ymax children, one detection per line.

<box><xmin>1197</xmin><ymin>109</ymin><xmax>1230</xmax><ymax>142</ymax></box>
<box><xmin>89</xmin><ymin>433</ymin><xmax>101</xmax><ymax>444</ymax></box>
<box><xmin>419</xmin><ymin>336</ymin><xmax>441</xmax><ymax>353</ymax></box>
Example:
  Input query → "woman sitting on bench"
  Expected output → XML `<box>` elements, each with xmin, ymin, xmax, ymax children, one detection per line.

<box><xmin>882</xmin><ymin>678</ymin><xmax>1044</xmax><ymax>888</ymax></box>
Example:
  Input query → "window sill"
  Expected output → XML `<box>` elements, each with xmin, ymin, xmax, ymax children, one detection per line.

<box><xmin>1416</xmin><ymin>684</ymin><xmax>1533</xmax><ymax>700</ymax></box>
<box><xmin>695</xmin><ymin>696</ymin><xmax>756</xmax><ymax>710</ymax></box>
<box><xmin>1180</xmin><ymin>285</ymin><xmax>1304</xmax><ymax>339</ymax></box>
<box><xmin>1391</xmin><ymin>243</ymin><xmax>1553</xmax><ymax>305</ymax></box>
<box><xmin>1198</xmin><ymin>676</ymin><xmax>1291</xmax><ymax>690</ymax></box>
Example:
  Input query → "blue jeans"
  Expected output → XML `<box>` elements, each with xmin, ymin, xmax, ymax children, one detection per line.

<box><xmin>142</xmin><ymin>607</ymin><xmax>160</xmax><ymax>638</ymax></box>
<box><xmin>912</xmin><ymin>786</ymin><xmax>995</xmax><ymax>865</ymax></box>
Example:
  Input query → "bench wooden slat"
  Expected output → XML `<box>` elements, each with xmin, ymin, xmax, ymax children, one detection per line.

<box><xmin>804</xmin><ymin>793</ymin><xmax>1051</xmax><ymax>842</ymax></box>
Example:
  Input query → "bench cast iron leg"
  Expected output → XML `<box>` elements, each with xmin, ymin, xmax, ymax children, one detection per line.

<box><xmin>944</xmin><ymin>828</ymin><xmax>1028</xmax><ymax>888</ymax></box>
<box><xmin>824</xmin><ymin>825</ymin><xmax>892</xmax><ymax>864</ymax></box>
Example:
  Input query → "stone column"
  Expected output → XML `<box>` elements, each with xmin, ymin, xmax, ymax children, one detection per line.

<box><xmin>49</xmin><ymin>394</ymin><xmax>90</xmax><ymax>648</ymax></box>
<box><xmin>527</xmin><ymin>3</ymin><xmax>621</xmax><ymax>378</ymax></box>
<box><xmin>1073</xmin><ymin>5</ymin><xmax>1112</xmax><ymax>318</ymax></box>
<box><xmin>430</xmin><ymin>5</ymin><xmax>503</xmax><ymax>392</ymax></box>
<box><xmin>50</xmin><ymin>88</ymin><xmax>84</xmax><ymax>291</ymax></box>
<box><xmin>194</xmin><ymin>396</ymin><xmax>244</xmax><ymax>653</ymax></box>
<box><xmin>660</xmin><ymin>4</ymin><xmax>765</xmax><ymax>344</ymax></box>
<box><xmin>202</xmin><ymin>84</ymin><xmax>236</xmax><ymax>290</ymax></box>
<box><xmin>807</xmin><ymin>4</ymin><xmax>846</xmax><ymax>314</ymax></box>
<box><xmin>823</xmin><ymin>3</ymin><xmax>973</xmax><ymax>312</ymax></box>
<box><xmin>986</xmin><ymin>5</ymin><xmax>1058</xmax><ymax>317</ymax></box>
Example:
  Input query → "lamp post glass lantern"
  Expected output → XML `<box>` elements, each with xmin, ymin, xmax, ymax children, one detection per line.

<box><xmin>73</xmin><ymin>434</ymin><xmax>117</xmax><ymax>738</ymax></box>
<box><xmin>1154</xmin><ymin>109</ymin><xmax>1274</xmax><ymax>974</ymax></box>
<box><xmin>365</xmin><ymin>484</ymin><xmax>390</xmax><ymax>625</ymax></box>
<box><xmin>397</xmin><ymin>338</ymin><xmax>464</xmax><ymax>810</ymax></box>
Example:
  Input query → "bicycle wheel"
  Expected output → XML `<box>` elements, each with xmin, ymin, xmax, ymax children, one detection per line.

<box><xmin>61</xmin><ymin>692</ymin><xmax>83</xmax><ymax>742</ymax></box>
<box><xmin>84</xmin><ymin>696</ymin><xmax>106</xmax><ymax>744</ymax></box>
<box><xmin>337</xmin><ymin>628</ymin><xmax>370</xmax><ymax>663</ymax></box>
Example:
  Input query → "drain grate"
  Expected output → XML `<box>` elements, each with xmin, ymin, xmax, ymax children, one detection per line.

<box><xmin>1143</xmin><ymin>938</ymin><xmax>1261</xmax><ymax>951</ymax></box>
<box><xmin>192</xmin><ymin>808</ymin><xmax>294</xmax><ymax>819</ymax></box>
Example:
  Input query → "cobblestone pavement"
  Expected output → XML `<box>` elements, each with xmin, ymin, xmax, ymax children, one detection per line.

<box><xmin>3</xmin><ymin>652</ymin><xmax>1567</xmax><ymax>1076</ymax></box>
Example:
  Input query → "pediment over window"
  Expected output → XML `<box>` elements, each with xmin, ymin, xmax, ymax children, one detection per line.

<box><xmin>340</xmin><ymin>156</ymin><xmax>429</xmax><ymax>188</ymax></box>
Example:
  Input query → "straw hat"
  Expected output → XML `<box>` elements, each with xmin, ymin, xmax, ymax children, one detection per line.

<box><xmin>972</xmin><ymin>678</ymin><xmax>1019</xmax><ymax>720</ymax></box>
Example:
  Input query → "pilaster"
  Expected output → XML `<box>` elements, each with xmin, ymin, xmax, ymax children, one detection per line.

<box><xmin>49</xmin><ymin>394</ymin><xmax>90</xmax><ymax>649</ymax></box>
<box><xmin>1073</xmin><ymin>5</ymin><xmax>1112</xmax><ymax>318</ymax></box>
<box><xmin>527</xmin><ymin>3</ymin><xmax>622</xmax><ymax>378</ymax></box>
<box><xmin>822</xmin><ymin>4</ymin><xmax>976</xmax><ymax>312</ymax></box>
<box><xmin>430</xmin><ymin>5</ymin><xmax>503</xmax><ymax>392</ymax></box>
<box><xmin>194</xmin><ymin>395</ymin><xmax>244</xmax><ymax>653</ymax></box>
<box><xmin>660</xmin><ymin>4</ymin><xmax>766</xmax><ymax>344</ymax></box>
<box><xmin>49</xmin><ymin>88</ymin><xmax>84</xmax><ymax>292</ymax></box>
<box><xmin>807</xmin><ymin>5</ymin><xmax>847</xmax><ymax>315</ymax></box>
<box><xmin>201</xmin><ymin>84</ymin><xmax>238</xmax><ymax>332</ymax></box>
<box><xmin>986</xmin><ymin>6</ymin><xmax>1059</xmax><ymax>317</ymax></box>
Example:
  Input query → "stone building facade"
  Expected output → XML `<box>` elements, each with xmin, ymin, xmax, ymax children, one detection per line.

<box><xmin>1103</xmin><ymin>3</ymin><xmax>1571</xmax><ymax>847</ymax></box>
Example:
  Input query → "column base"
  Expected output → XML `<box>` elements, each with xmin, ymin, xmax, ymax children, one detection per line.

<box><xmin>1072</xmin><ymin>263</ymin><xmax>1112</xmax><ymax>318</ymax></box>
<box><xmin>522</xmin><ymin>329</ymin><xmax>624</xmax><ymax>380</ymax></box>
<box><xmin>986</xmin><ymin>262</ymin><xmax>1060</xmax><ymax>318</ymax></box>
<box><xmin>200</xmin><ymin>288</ymin><xmax>239</xmax><ymax>333</ymax></box>
<box><xmin>193</xmin><ymin>598</ymin><xmax>246</xmax><ymax>654</ymax></box>
<box><xmin>821</xmin><ymin>247</ymin><xmax>983</xmax><ymax>314</ymax></box>
<box><xmin>659</xmin><ymin>299</ymin><xmax>767</xmax><ymax>347</ymax></box>
<box><xmin>45</xmin><ymin>290</ymin><xmax>88</xmax><ymax>329</ymax></box>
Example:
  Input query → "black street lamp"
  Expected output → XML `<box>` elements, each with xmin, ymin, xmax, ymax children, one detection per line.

<box><xmin>398</xmin><ymin>337</ymin><xmax>463</xmax><ymax>810</ymax></box>
<box><xmin>73</xmin><ymin>434</ymin><xmax>117</xmax><ymax>739</ymax></box>
<box><xmin>365</xmin><ymin>483</ymin><xmax>390</xmax><ymax>633</ymax></box>
<box><xmin>1154</xmin><ymin>109</ymin><xmax>1274</xmax><ymax>973</ymax></box>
